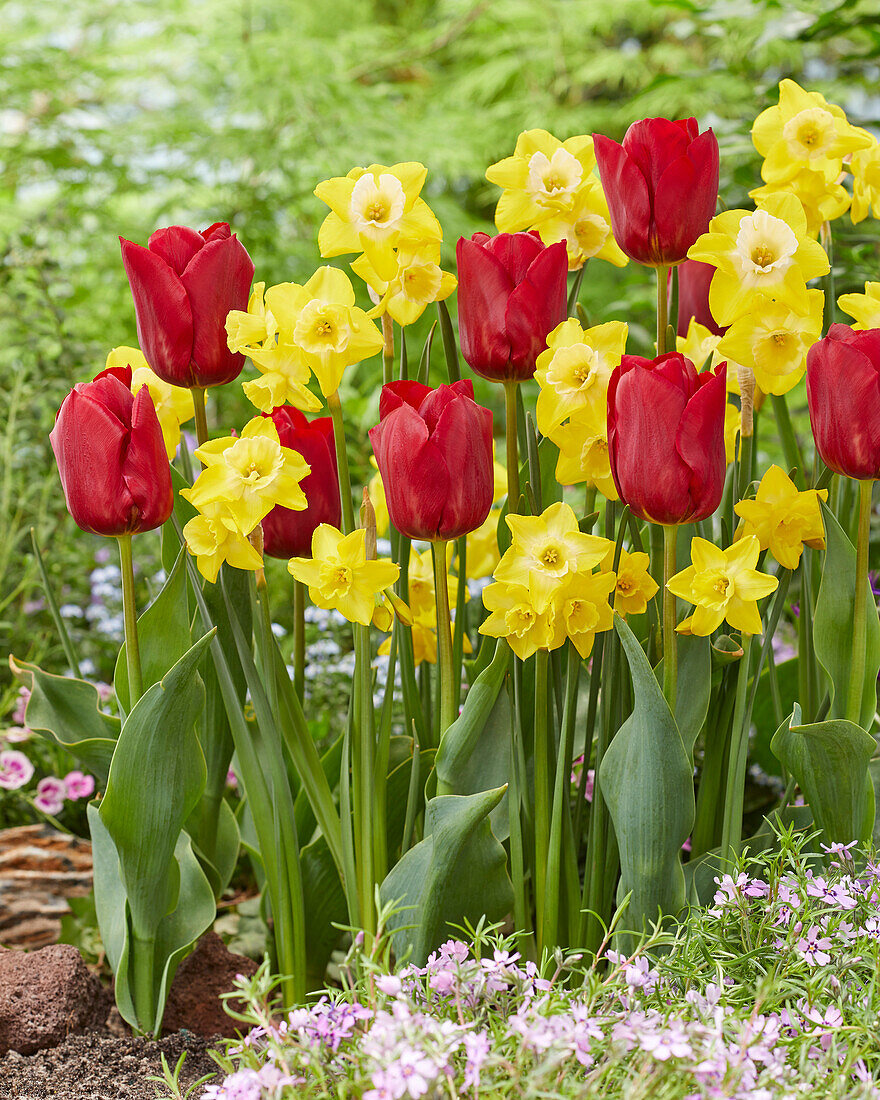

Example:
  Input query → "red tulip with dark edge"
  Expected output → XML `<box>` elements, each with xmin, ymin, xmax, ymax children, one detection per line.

<box><xmin>260</xmin><ymin>407</ymin><xmax>341</xmax><ymax>559</ymax></box>
<box><xmin>369</xmin><ymin>379</ymin><xmax>494</xmax><ymax>541</ymax></box>
<box><xmin>806</xmin><ymin>324</ymin><xmax>880</xmax><ymax>481</ymax></box>
<box><xmin>120</xmin><ymin>222</ymin><xmax>254</xmax><ymax>389</ymax></box>
<box><xmin>676</xmin><ymin>258</ymin><xmax>725</xmax><ymax>338</ymax></box>
<box><xmin>455</xmin><ymin>232</ymin><xmax>568</xmax><ymax>382</ymax></box>
<box><xmin>50</xmin><ymin>372</ymin><xmax>173</xmax><ymax>537</ymax></box>
<box><xmin>607</xmin><ymin>352</ymin><xmax>727</xmax><ymax>525</ymax></box>
<box><xmin>593</xmin><ymin>118</ymin><xmax>719</xmax><ymax>268</ymax></box>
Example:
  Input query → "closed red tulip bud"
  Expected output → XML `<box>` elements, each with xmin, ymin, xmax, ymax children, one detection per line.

<box><xmin>260</xmin><ymin>407</ymin><xmax>341</xmax><ymax>558</ymax></box>
<box><xmin>608</xmin><ymin>352</ymin><xmax>727</xmax><ymax>525</ymax></box>
<box><xmin>594</xmin><ymin>118</ymin><xmax>719</xmax><ymax>268</ymax></box>
<box><xmin>369</xmin><ymin>379</ymin><xmax>494</xmax><ymax>541</ymax></box>
<box><xmin>676</xmin><ymin>258</ymin><xmax>725</xmax><ymax>337</ymax></box>
<box><xmin>120</xmin><ymin>222</ymin><xmax>254</xmax><ymax>389</ymax></box>
<box><xmin>806</xmin><ymin>324</ymin><xmax>880</xmax><ymax>480</ymax></box>
<box><xmin>50</xmin><ymin>373</ymin><xmax>173</xmax><ymax>537</ymax></box>
<box><xmin>456</xmin><ymin>232</ymin><xmax>568</xmax><ymax>382</ymax></box>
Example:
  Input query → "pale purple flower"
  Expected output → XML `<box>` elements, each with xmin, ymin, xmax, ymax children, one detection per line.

<box><xmin>203</xmin><ymin>1068</ymin><xmax>262</xmax><ymax>1100</ymax></box>
<box><xmin>462</xmin><ymin>1029</ymin><xmax>490</xmax><ymax>1089</ymax></box>
<box><xmin>384</xmin><ymin>1049</ymin><xmax>439</xmax><ymax>1099</ymax></box>
<box><xmin>0</xmin><ymin>749</ymin><xmax>34</xmax><ymax>790</ymax></box>
<box><xmin>796</xmin><ymin>926</ymin><xmax>832</xmax><ymax>967</ymax></box>
<box><xmin>376</xmin><ymin>975</ymin><xmax>403</xmax><ymax>997</ymax></box>
<box><xmin>638</xmin><ymin>1020</ymin><xmax>692</xmax><ymax>1061</ymax></box>
<box><xmin>64</xmin><ymin>771</ymin><xmax>95</xmax><ymax>800</ymax></box>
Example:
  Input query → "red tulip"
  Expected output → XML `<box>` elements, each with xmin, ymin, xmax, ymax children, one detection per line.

<box><xmin>675</xmin><ymin>258</ymin><xmax>725</xmax><ymax>338</ymax></box>
<box><xmin>607</xmin><ymin>352</ymin><xmax>727</xmax><ymax>525</ymax></box>
<box><xmin>50</xmin><ymin>372</ymin><xmax>173</xmax><ymax>537</ymax></box>
<box><xmin>369</xmin><ymin>379</ymin><xmax>494</xmax><ymax>541</ymax></box>
<box><xmin>120</xmin><ymin>222</ymin><xmax>254</xmax><ymax>389</ymax></box>
<box><xmin>593</xmin><ymin>118</ymin><xmax>719</xmax><ymax>267</ymax></box>
<box><xmin>260</xmin><ymin>407</ymin><xmax>341</xmax><ymax>558</ymax></box>
<box><xmin>806</xmin><ymin>324</ymin><xmax>880</xmax><ymax>481</ymax></box>
<box><xmin>455</xmin><ymin>232</ymin><xmax>568</xmax><ymax>382</ymax></box>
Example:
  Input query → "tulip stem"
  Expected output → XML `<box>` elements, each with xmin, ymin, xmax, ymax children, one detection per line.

<box><xmin>327</xmin><ymin>390</ymin><xmax>355</xmax><ymax>535</ymax></box>
<box><xmin>117</xmin><ymin>534</ymin><xmax>143</xmax><ymax>706</ymax></box>
<box><xmin>293</xmin><ymin>579</ymin><xmax>306</xmax><ymax>705</ymax></box>
<box><xmin>504</xmin><ymin>381</ymin><xmax>521</xmax><ymax>513</ymax></box>
<box><xmin>662</xmin><ymin>524</ymin><xmax>678</xmax><ymax>709</ymax></box>
<box><xmin>846</xmin><ymin>479</ymin><xmax>873</xmax><ymax>726</ymax></box>
<box><xmin>432</xmin><ymin>541</ymin><xmax>457</xmax><ymax>739</ymax></box>
<box><xmin>656</xmin><ymin>265</ymin><xmax>669</xmax><ymax>356</ymax></box>
<box><xmin>192</xmin><ymin>387</ymin><xmax>209</xmax><ymax>449</ymax></box>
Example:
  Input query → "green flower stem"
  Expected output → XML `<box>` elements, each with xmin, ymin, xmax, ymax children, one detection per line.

<box><xmin>656</xmin><ymin>265</ymin><xmax>669</xmax><ymax>355</ymax></box>
<box><xmin>293</xmin><ymin>578</ymin><xmax>306</xmax><ymax>705</ymax></box>
<box><xmin>662</xmin><ymin>524</ymin><xmax>678</xmax><ymax>709</ymax></box>
<box><xmin>327</xmin><ymin>389</ymin><xmax>355</xmax><ymax>534</ymax></box>
<box><xmin>131</xmin><ymin>931</ymin><xmax>156</xmax><ymax>1035</ymax></box>
<box><xmin>432</xmin><ymin>541</ymin><xmax>457</xmax><ymax>740</ymax></box>
<box><xmin>846</xmin><ymin>479</ymin><xmax>873</xmax><ymax>725</ymax></box>
<box><xmin>771</xmin><ymin>394</ymin><xmax>806</xmax><ymax>489</ymax></box>
<box><xmin>117</xmin><ymin>534</ymin><xmax>143</xmax><ymax>705</ymax></box>
<box><xmin>720</xmin><ymin>633</ymin><xmax>753</xmax><ymax>865</ymax></box>
<box><xmin>353</xmin><ymin>621</ymin><xmax>377</xmax><ymax>938</ymax></box>
<box><xmin>382</xmin><ymin>313</ymin><xmax>394</xmax><ymax>386</ymax></box>
<box><xmin>504</xmin><ymin>380</ymin><xmax>521</xmax><ymax>513</ymax></box>
<box><xmin>192</xmin><ymin>387</ymin><xmax>209</xmax><ymax>450</ymax></box>
<box><xmin>533</xmin><ymin>647</ymin><xmax>550</xmax><ymax>955</ymax></box>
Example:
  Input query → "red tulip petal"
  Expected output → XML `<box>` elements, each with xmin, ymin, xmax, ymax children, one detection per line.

<box><xmin>623</xmin><ymin>118</ymin><xmax>694</xmax><ymax>188</ymax></box>
<box><xmin>369</xmin><ymin>406</ymin><xmax>449</xmax><ymax>541</ymax></box>
<box><xmin>200</xmin><ymin>222</ymin><xmax>232</xmax><ymax>242</ymax></box>
<box><xmin>148</xmin><ymin>226</ymin><xmax>206</xmax><ymax>276</ymax></box>
<box><xmin>93</xmin><ymin>364</ymin><xmax>134</xmax><ymax>389</ymax></box>
<box><xmin>593</xmin><ymin>134</ymin><xmax>654</xmax><ymax>263</ymax></box>
<box><xmin>504</xmin><ymin>241</ymin><xmax>568</xmax><ymax>377</ymax></box>
<box><xmin>807</xmin><ymin>338</ymin><xmax>880</xmax><ymax>479</ymax></box>
<box><xmin>677</xmin><ymin>258</ymin><xmax>723</xmax><ymax>336</ymax></box>
<box><xmin>428</xmin><ymin>395</ymin><xmax>494</xmax><ymax>540</ymax></box>
<box><xmin>120</xmin><ymin>237</ymin><xmax>194</xmax><ymax>386</ymax></box>
<box><xmin>125</xmin><ymin>386</ymin><xmax>174</xmax><ymax>530</ymax></box>
<box><xmin>379</xmin><ymin>380</ymin><xmax>433</xmax><ymax>419</ymax></box>
<box><xmin>675</xmin><ymin>364</ymin><xmax>727</xmax><ymax>520</ymax></box>
<box><xmin>456</xmin><ymin>236</ymin><xmax>513</xmax><ymax>379</ymax></box>
<box><xmin>482</xmin><ymin>231</ymin><xmax>545</xmax><ymax>285</ymax></box>
<box><xmin>653</xmin><ymin>131</ymin><xmax>719</xmax><ymax>261</ymax></box>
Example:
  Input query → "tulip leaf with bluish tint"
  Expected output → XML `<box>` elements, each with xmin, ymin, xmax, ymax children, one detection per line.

<box><xmin>770</xmin><ymin>703</ymin><xmax>875</xmax><ymax>845</ymax></box>
<box><xmin>599</xmin><ymin>616</ymin><xmax>693</xmax><ymax>931</ymax></box>
<box><xmin>813</xmin><ymin>503</ymin><xmax>880</xmax><ymax>730</ymax></box>
<box><xmin>656</xmin><ymin>633</ymin><xmax>711</xmax><ymax>758</ymax></box>
<box><xmin>380</xmin><ymin>787</ymin><xmax>513</xmax><ymax>966</ymax></box>
<box><xmin>10</xmin><ymin>658</ymin><xmax>119</xmax><ymax>783</ymax></box>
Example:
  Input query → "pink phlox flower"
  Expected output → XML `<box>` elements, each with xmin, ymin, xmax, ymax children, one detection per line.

<box><xmin>204</xmin><ymin>1069</ymin><xmax>262</xmax><ymax>1100</ymax></box>
<box><xmin>796</xmin><ymin>926</ymin><xmax>832</xmax><ymax>967</ymax></box>
<box><xmin>637</xmin><ymin>1019</ymin><xmax>693</xmax><ymax>1062</ymax></box>
<box><xmin>462</xmin><ymin>1028</ymin><xmax>491</xmax><ymax>1089</ymax></box>
<box><xmin>821</xmin><ymin>839</ymin><xmax>858</xmax><ymax>867</ymax></box>
<box><xmin>4</xmin><ymin>727</ymin><xmax>31</xmax><ymax>744</ymax></box>
<box><xmin>801</xmin><ymin>1003</ymin><xmax>844</xmax><ymax>1052</ymax></box>
<box><xmin>34</xmin><ymin>775</ymin><xmax>67</xmax><ymax>814</ymax></box>
<box><xmin>741</xmin><ymin>877</ymin><xmax>769</xmax><ymax>898</ymax></box>
<box><xmin>827</xmin><ymin>880</ymin><xmax>858</xmax><ymax>910</ymax></box>
<box><xmin>376</xmin><ymin>974</ymin><xmax>403</xmax><ymax>997</ymax></box>
<box><xmin>12</xmin><ymin>686</ymin><xmax>30</xmax><ymax>726</ymax></box>
<box><xmin>63</xmin><ymin>770</ymin><xmax>95</xmax><ymax>800</ymax></box>
<box><xmin>860</xmin><ymin>916</ymin><xmax>880</xmax><ymax>940</ymax></box>
<box><xmin>438</xmin><ymin>939</ymin><xmax>469</xmax><ymax>963</ymax></box>
<box><xmin>622</xmin><ymin>955</ymin><xmax>658</xmax><ymax>993</ymax></box>
<box><xmin>383</xmin><ymin>1049</ymin><xmax>440</xmax><ymax>1099</ymax></box>
<box><xmin>0</xmin><ymin>749</ymin><xmax>34</xmax><ymax>790</ymax></box>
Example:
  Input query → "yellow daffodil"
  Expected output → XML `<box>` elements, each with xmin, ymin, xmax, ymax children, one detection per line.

<box><xmin>667</xmin><ymin>536</ymin><xmax>779</xmax><ymax>637</ymax></box>
<box><xmin>838</xmin><ymin>281</ymin><xmax>880</xmax><ymax>330</ymax></box>
<box><xmin>551</xmin><ymin>402</ymin><xmax>619</xmax><ymax>501</ymax></box>
<box><xmin>734</xmin><ymin>464</ymin><xmax>827</xmax><ymax>570</ymax></box>
<box><xmin>105</xmin><ymin>346</ymin><xmax>195</xmax><ymax>459</ymax></box>
<box><xmin>749</xmin><ymin>170</ymin><xmax>850</xmax><ymax>238</ymax></box>
<box><xmin>534</xmin><ymin>180</ymin><xmax>628</xmax><ymax>270</ymax></box>
<box><xmin>487</xmin><ymin>130</ymin><xmax>596</xmax><ymax>227</ymax></box>
<box><xmin>535</xmin><ymin>319</ymin><xmax>627</xmax><ymax>435</ymax></box>
<box><xmin>600</xmin><ymin>546</ymin><xmax>658</xmax><ymax>617</ymax></box>
<box><xmin>315</xmin><ymin>162</ymin><xmax>442</xmax><ymax>282</ymax></box>
<box><xmin>494</xmin><ymin>501</ymin><xmax>612</xmax><ymax>607</ymax></box>
<box><xmin>288</xmin><ymin>524</ymin><xmax>399</xmax><ymax>627</ymax></box>
<box><xmin>687</xmin><ymin>192</ymin><xmax>829</xmax><ymax>326</ymax></box>
<box><xmin>226</xmin><ymin>282</ymin><xmax>277</xmax><ymax>351</ymax></box>
<box><xmin>466</xmin><ymin>510</ymin><xmax>502</xmax><ymax>580</ymax></box>
<box><xmin>479</xmin><ymin>577</ymin><xmax>561</xmax><ymax>659</ymax></box>
<box><xmin>716</xmin><ymin>290</ymin><xmax>823</xmax><ymax>396</ymax></box>
<box><xmin>552</xmin><ymin>570</ymin><xmax>615</xmax><ymax>659</ymax></box>
<box><xmin>351</xmin><ymin>241</ymin><xmax>456</xmax><ymax>326</ymax></box>
<box><xmin>752</xmin><ymin>79</ymin><xmax>872</xmax><ymax>188</ymax></box>
<box><xmin>183</xmin><ymin>503</ymin><xmax>264</xmax><ymax>583</ymax></box>
<box><xmin>850</xmin><ymin>139</ymin><xmax>880</xmax><ymax>224</ymax></box>
<box><xmin>182</xmin><ymin>417</ymin><xmax>310</xmax><ymax>535</ymax></box>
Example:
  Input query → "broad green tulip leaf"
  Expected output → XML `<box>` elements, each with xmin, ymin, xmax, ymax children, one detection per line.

<box><xmin>10</xmin><ymin>658</ymin><xmax>119</xmax><ymax>783</ymax></box>
<box><xmin>380</xmin><ymin>787</ymin><xmax>513</xmax><ymax>966</ymax></box>
<box><xmin>770</xmin><ymin>703</ymin><xmax>876</xmax><ymax>845</ymax></box>
<box><xmin>599</xmin><ymin>616</ymin><xmax>693</xmax><ymax>931</ymax></box>
<box><xmin>187</xmin><ymin>795</ymin><xmax>240</xmax><ymax>898</ymax></box>
<box><xmin>813</xmin><ymin>503</ymin><xmax>880</xmax><ymax>730</ymax></box>
<box><xmin>114</xmin><ymin>548</ymin><xmax>193</xmax><ymax>715</ymax></box>
<box><xmin>871</xmin><ymin>759</ymin><xmax>880</xmax><ymax>850</ymax></box>
<box><xmin>750</xmin><ymin>658</ymin><xmax>799</xmax><ymax>778</ymax></box>
<box><xmin>435</xmin><ymin>640</ymin><xmax>511</xmax><ymax>838</ymax></box>
<box><xmin>656</xmin><ymin>634</ymin><xmax>711</xmax><ymax>758</ymax></box>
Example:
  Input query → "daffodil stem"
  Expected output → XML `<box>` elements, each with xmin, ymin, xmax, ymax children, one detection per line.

<box><xmin>192</xmin><ymin>387</ymin><xmax>209</xmax><ymax>449</ymax></box>
<box><xmin>382</xmin><ymin>313</ymin><xmax>394</xmax><ymax>386</ymax></box>
<box><xmin>504</xmin><ymin>380</ymin><xmax>521</xmax><ymax>513</ymax></box>
<box><xmin>656</xmin><ymin>265</ymin><xmax>669</xmax><ymax>356</ymax></box>
<box><xmin>353</xmin><ymin>622</ymin><xmax>376</xmax><ymax>938</ymax></box>
<box><xmin>431</xmin><ymin>541</ymin><xmax>457</xmax><ymax>740</ymax></box>
<box><xmin>846</xmin><ymin>479</ymin><xmax>873</xmax><ymax>726</ymax></box>
<box><xmin>327</xmin><ymin>390</ymin><xmax>355</xmax><ymax>535</ymax></box>
<box><xmin>720</xmin><ymin>633</ymin><xmax>753</xmax><ymax>866</ymax></box>
<box><xmin>117</xmin><ymin>534</ymin><xmax>143</xmax><ymax>706</ymax></box>
<box><xmin>662</xmin><ymin>524</ymin><xmax>678</xmax><ymax>709</ymax></box>
<box><xmin>293</xmin><ymin>579</ymin><xmax>305</xmax><ymax>705</ymax></box>
<box><xmin>533</xmin><ymin>647</ymin><xmax>550</xmax><ymax>957</ymax></box>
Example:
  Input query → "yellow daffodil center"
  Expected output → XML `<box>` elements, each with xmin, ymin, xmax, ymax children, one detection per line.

<box><xmin>616</xmin><ymin>578</ymin><xmax>632</xmax><ymax>596</ymax></box>
<box><xmin>782</xmin><ymin>107</ymin><xmax>835</xmax><ymax>159</ymax></box>
<box><xmin>349</xmin><ymin>172</ymin><xmax>406</xmax><ymax>236</ymax></box>
<box><xmin>401</xmin><ymin>262</ymin><xmax>442</xmax><ymax>303</ymax></box>
<box><xmin>226</xmin><ymin>438</ymin><xmax>282</xmax><ymax>489</ymax></box>
<box><xmin>294</xmin><ymin>301</ymin><xmax>350</xmax><ymax>356</ymax></box>
<box><xmin>506</xmin><ymin>606</ymin><xmax>536</xmax><ymax>636</ymax></box>
<box><xmin>527</xmin><ymin>148</ymin><xmax>583</xmax><ymax>201</ymax></box>
<box><xmin>572</xmin><ymin>213</ymin><xmax>608</xmax><ymax>254</ymax></box>
<box><xmin>541</xmin><ymin>546</ymin><xmax>561</xmax><ymax>567</ymax></box>
<box><xmin>547</xmin><ymin>345</ymin><xmax>603</xmax><ymax>396</ymax></box>
<box><xmin>565</xmin><ymin>597</ymin><xmax>599</xmax><ymax>634</ymax></box>
<box><xmin>733</xmin><ymin>210</ymin><xmax>798</xmax><ymax>286</ymax></box>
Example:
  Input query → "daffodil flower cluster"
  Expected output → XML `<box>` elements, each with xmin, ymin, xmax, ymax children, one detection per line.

<box><xmin>734</xmin><ymin>464</ymin><xmax>827</xmax><ymax>571</ymax></box>
<box><xmin>485</xmin><ymin>129</ymin><xmax>628</xmax><ymax>271</ymax></box>
<box><xmin>839</xmin><ymin>281</ymin><xmax>880</xmax><ymax>330</ymax></box>
<box><xmin>314</xmin><ymin>162</ymin><xmax>456</xmax><ymax>327</ymax></box>
<box><xmin>534</xmin><ymin>319</ymin><xmax>627</xmax><ymax>499</ymax></box>
<box><xmin>226</xmin><ymin>267</ymin><xmax>385</xmax><ymax>410</ymax></box>
<box><xmin>479</xmin><ymin>503</ymin><xmax>621</xmax><ymax>660</ymax></box>
<box><xmin>181</xmin><ymin>417</ymin><xmax>310</xmax><ymax>582</ymax></box>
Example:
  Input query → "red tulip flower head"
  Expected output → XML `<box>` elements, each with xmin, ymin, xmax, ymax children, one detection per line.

<box><xmin>806</xmin><ymin>324</ymin><xmax>880</xmax><ymax>481</ymax></box>
<box><xmin>260</xmin><ymin>407</ymin><xmax>341</xmax><ymax>559</ymax></box>
<box><xmin>593</xmin><ymin>118</ymin><xmax>719</xmax><ymax>268</ymax></box>
<box><xmin>120</xmin><ymin>223</ymin><xmax>254</xmax><ymax>390</ymax></box>
<box><xmin>607</xmin><ymin>352</ymin><xmax>727</xmax><ymax>525</ymax></box>
<box><xmin>369</xmin><ymin>380</ymin><xmax>494</xmax><ymax>541</ymax></box>
<box><xmin>456</xmin><ymin>231</ymin><xmax>568</xmax><ymax>382</ymax></box>
<box><xmin>50</xmin><ymin>372</ymin><xmax>173</xmax><ymax>537</ymax></box>
<box><xmin>676</xmin><ymin>258</ymin><xmax>725</xmax><ymax>338</ymax></box>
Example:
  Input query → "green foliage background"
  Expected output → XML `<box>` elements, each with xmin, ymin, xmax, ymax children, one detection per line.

<box><xmin>2</xmin><ymin>0</ymin><xmax>880</xmax><ymax>696</ymax></box>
